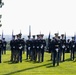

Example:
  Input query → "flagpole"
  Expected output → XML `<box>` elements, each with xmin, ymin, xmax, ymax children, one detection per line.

<box><xmin>2</xmin><ymin>30</ymin><xmax>3</xmax><ymax>40</ymax></box>
<box><xmin>29</xmin><ymin>25</ymin><xmax>31</xmax><ymax>38</ymax></box>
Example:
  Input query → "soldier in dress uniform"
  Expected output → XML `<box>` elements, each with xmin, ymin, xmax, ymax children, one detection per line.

<box><xmin>2</xmin><ymin>38</ymin><xmax>7</xmax><ymax>54</ymax></box>
<box><xmin>52</xmin><ymin>33</ymin><xmax>61</xmax><ymax>66</ymax></box>
<box><xmin>0</xmin><ymin>38</ymin><xmax>2</xmax><ymax>63</ymax></box>
<box><xmin>40</xmin><ymin>34</ymin><xmax>46</xmax><ymax>62</ymax></box>
<box><xmin>16</xmin><ymin>33</ymin><xmax>24</xmax><ymax>63</ymax></box>
<box><xmin>26</xmin><ymin>35</ymin><xmax>31</xmax><ymax>60</ymax></box>
<box><xmin>31</xmin><ymin>35</ymin><xmax>36</xmax><ymax>61</ymax></box>
<box><xmin>60</xmin><ymin>34</ymin><xmax>66</xmax><ymax>61</ymax></box>
<box><xmin>70</xmin><ymin>37</ymin><xmax>75</xmax><ymax>60</ymax></box>
<box><xmin>36</xmin><ymin>34</ymin><xmax>41</xmax><ymax>62</ymax></box>
<box><xmin>22</xmin><ymin>38</ymin><xmax>25</xmax><ymax>54</ymax></box>
<box><xmin>66</xmin><ymin>39</ymin><xmax>70</xmax><ymax>53</ymax></box>
<box><xmin>10</xmin><ymin>35</ymin><xmax>16</xmax><ymax>62</ymax></box>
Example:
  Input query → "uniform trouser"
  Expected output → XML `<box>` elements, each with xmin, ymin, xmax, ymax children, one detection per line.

<box><xmin>11</xmin><ymin>50</ymin><xmax>13</xmax><ymax>61</ymax></box>
<box><xmin>0</xmin><ymin>50</ymin><xmax>1</xmax><ymax>63</ymax></box>
<box><xmin>26</xmin><ymin>49</ymin><xmax>29</xmax><ymax>59</ymax></box>
<box><xmin>22</xmin><ymin>48</ymin><xmax>25</xmax><ymax>54</ymax></box>
<box><xmin>30</xmin><ymin>50</ymin><xmax>33</xmax><ymax>61</ymax></box>
<box><xmin>71</xmin><ymin>50</ymin><xmax>74</xmax><ymax>60</ymax></box>
<box><xmin>53</xmin><ymin>52</ymin><xmax>60</xmax><ymax>66</ymax></box>
<box><xmin>34</xmin><ymin>50</ymin><xmax>37</xmax><ymax>62</ymax></box>
<box><xmin>38</xmin><ymin>50</ymin><xmax>41</xmax><ymax>62</ymax></box>
<box><xmin>51</xmin><ymin>51</ymin><xmax>53</xmax><ymax>60</ymax></box>
<box><xmin>62</xmin><ymin>49</ymin><xmax>65</xmax><ymax>61</ymax></box>
<box><xmin>32</xmin><ymin>49</ymin><xmax>35</xmax><ymax>61</ymax></box>
<box><xmin>41</xmin><ymin>49</ymin><xmax>44</xmax><ymax>62</ymax></box>
<box><xmin>14</xmin><ymin>50</ymin><xmax>19</xmax><ymax>62</ymax></box>
<box><xmin>2</xmin><ymin>48</ymin><xmax>6</xmax><ymax>54</ymax></box>
<box><xmin>19</xmin><ymin>50</ymin><xmax>22</xmax><ymax>62</ymax></box>
<box><xmin>56</xmin><ymin>52</ymin><xmax>60</xmax><ymax>66</ymax></box>
<box><xmin>52</xmin><ymin>52</ymin><xmax>56</xmax><ymax>66</ymax></box>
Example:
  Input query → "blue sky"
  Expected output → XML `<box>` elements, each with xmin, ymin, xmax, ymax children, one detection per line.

<box><xmin>0</xmin><ymin>0</ymin><xmax>76</xmax><ymax>36</ymax></box>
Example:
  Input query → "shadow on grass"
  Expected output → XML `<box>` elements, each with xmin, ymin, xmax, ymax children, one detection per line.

<box><xmin>4</xmin><ymin>62</ymin><xmax>53</xmax><ymax>75</ymax></box>
<box><xmin>3</xmin><ymin>61</ymin><xmax>20</xmax><ymax>64</ymax></box>
<box><xmin>65</xmin><ymin>58</ymin><xmax>71</xmax><ymax>61</ymax></box>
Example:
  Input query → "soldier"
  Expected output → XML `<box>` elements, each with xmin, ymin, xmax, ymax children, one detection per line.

<box><xmin>0</xmin><ymin>38</ymin><xmax>2</xmax><ymax>63</ymax></box>
<box><xmin>40</xmin><ymin>34</ymin><xmax>46</xmax><ymax>62</ymax></box>
<box><xmin>70</xmin><ymin>37</ymin><xmax>75</xmax><ymax>60</ymax></box>
<box><xmin>16</xmin><ymin>33</ymin><xmax>24</xmax><ymax>63</ymax></box>
<box><xmin>60</xmin><ymin>34</ymin><xmax>66</xmax><ymax>61</ymax></box>
<box><xmin>22</xmin><ymin>38</ymin><xmax>25</xmax><ymax>54</ymax></box>
<box><xmin>66</xmin><ymin>39</ymin><xmax>70</xmax><ymax>53</ymax></box>
<box><xmin>31</xmin><ymin>35</ymin><xmax>36</xmax><ymax>61</ymax></box>
<box><xmin>36</xmin><ymin>34</ymin><xmax>41</xmax><ymax>62</ymax></box>
<box><xmin>2</xmin><ymin>38</ymin><xmax>7</xmax><ymax>54</ymax></box>
<box><xmin>52</xmin><ymin>33</ymin><xmax>61</xmax><ymax>66</ymax></box>
<box><xmin>10</xmin><ymin>35</ymin><xmax>16</xmax><ymax>62</ymax></box>
<box><xmin>25</xmin><ymin>35</ymin><xmax>31</xmax><ymax>60</ymax></box>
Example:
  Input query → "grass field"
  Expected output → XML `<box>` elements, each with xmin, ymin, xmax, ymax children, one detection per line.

<box><xmin>0</xmin><ymin>51</ymin><xmax>76</xmax><ymax>75</ymax></box>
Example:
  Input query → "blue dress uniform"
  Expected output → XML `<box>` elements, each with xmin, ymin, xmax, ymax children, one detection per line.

<box><xmin>22</xmin><ymin>38</ymin><xmax>26</xmax><ymax>54</ymax></box>
<box><xmin>52</xmin><ymin>33</ymin><xmax>60</xmax><ymax>66</ymax></box>
<box><xmin>66</xmin><ymin>39</ymin><xmax>70</xmax><ymax>53</ymax></box>
<box><xmin>16</xmin><ymin>34</ymin><xmax>24</xmax><ymax>62</ymax></box>
<box><xmin>70</xmin><ymin>37</ymin><xmax>75</xmax><ymax>60</ymax></box>
<box><xmin>35</xmin><ymin>35</ymin><xmax>41</xmax><ymax>62</ymax></box>
<box><xmin>26</xmin><ymin>36</ymin><xmax>32</xmax><ymax>60</ymax></box>
<box><xmin>2</xmin><ymin>38</ymin><xmax>7</xmax><ymax>54</ymax></box>
<box><xmin>61</xmin><ymin>36</ymin><xmax>66</xmax><ymax>61</ymax></box>
<box><xmin>10</xmin><ymin>36</ymin><xmax>16</xmax><ymax>62</ymax></box>
<box><xmin>40</xmin><ymin>39</ymin><xmax>46</xmax><ymax>62</ymax></box>
<box><xmin>48</xmin><ymin>39</ymin><xmax>53</xmax><ymax>60</ymax></box>
<box><xmin>48</xmin><ymin>39</ymin><xmax>52</xmax><ymax>53</ymax></box>
<box><xmin>0</xmin><ymin>39</ymin><xmax>2</xmax><ymax>63</ymax></box>
<box><xmin>31</xmin><ymin>35</ymin><xmax>36</xmax><ymax>61</ymax></box>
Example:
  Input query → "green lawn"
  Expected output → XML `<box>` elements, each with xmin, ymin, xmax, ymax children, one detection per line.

<box><xmin>0</xmin><ymin>51</ymin><xmax>76</xmax><ymax>75</ymax></box>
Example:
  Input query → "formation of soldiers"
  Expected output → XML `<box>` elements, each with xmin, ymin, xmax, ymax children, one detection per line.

<box><xmin>10</xmin><ymin>33</ymin><xmax>46</xmax><ymax>63</ymax></box>
<box><xmin>10</xmin><ymin>33</ymin><xmax>25</xmax><ymax>63</ymax></box>
<box><xmin>26</xmin><ymin>34</ymin><xmax>46</xmax><ymax>62</ymax></box>
<box><xmin>48</xmin><ymin>33</ymin><xmax>76</xmax><ymax>66</ymax></box>
<box><xmin>0</xmin><ymin>32</ymin><xmax>76</xmax><ymax>67</ymax></box>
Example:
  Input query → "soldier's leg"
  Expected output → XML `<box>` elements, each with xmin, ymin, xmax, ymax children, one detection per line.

<box><xmin>34</xmin><ymin>50</ymin><xmax>37</xmax><ymax>62</ymax></box>
<box><xmin>41</xmin><ymin>50</ymin><xmax>44</xmax><ymax>62</ymax></box>
<box><xmin>53</xmin><ymin>53</ymin><xmax>55</xmax><ymax>66</ymax></box>
<box><xmin>73</xmin><ymin>50</ymin><xmax>74</xmax><ymax>60</ymax></box>
<box><xmin>0</xmin><ymin>50</ymin><xmax>1</xmax><ymax>63</ymax></box>
<box><xmin>51</xmin><ymin>51</ymin><xmax>53</xmax><ymax>60</ymax></box>
<box><xmin>16</xmin><ymin>50</ymin><xmax>19</xmax><ymax>63</ymax></box>
<box><xmin>1</xmin><ymin>48</ymin><xmax>3</xmax><ymax>55</ymax></box>
<box><xmin>23</xmin><ymin>48</ymin><xmax>25</xmax><ymax>54</ymax></box>
<box><xmin>4</xmin><ymin>49</ymin><xmax>6</xmax><ymax>54</ymax></box>
<box><xmin>11</xmin><ymin>50</ymin><xmax>13</xmax><ymax>61</ymax></box>
<box><xmin>38</xmin><ymin>51</ymin><xmax>40</xmax><ymax>62</ymax></box>
<box><xmin>63</xmin><ymin>49</ymin><xmax>65</xmax><ymax>61</ymax></box>
<box><xmin>70</xmin><ymin>50</ymin><xmax>73</xmax><ymax>60</ymax></box>
<box><xmin>57</xmin><ymin>52</ymin><xmax>60</xmax><ymax>66</ymax></box>
<box><xmin>26</xmin><ymin>49</ymin><xmax>28</xmax><ymax>59</ymax></box>
<box><xmin>20</xmin><ymin>50</ymin><xmax>22</xmax><ymax>62</ymax></box>
<box><xmin>30</xmin><ymin>50</ymin><xmax>32</xmax><ymax>61</ymax></box>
